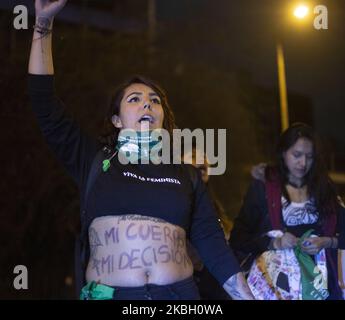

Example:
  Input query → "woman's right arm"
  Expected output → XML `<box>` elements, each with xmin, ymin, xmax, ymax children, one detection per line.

<box><xmin>188</xmin><ymin>167</ymin><xmax>253</xmax><ymax>299</ymax></box>
<box><xmin>29</xmin><ymin>0</ymin><xmax>67</xmax><ymax>75</ymax></box>
<box><xmin>28</xmin><ymin>0</ymin><xmax>99</xmax><ymax>186</ymax></box>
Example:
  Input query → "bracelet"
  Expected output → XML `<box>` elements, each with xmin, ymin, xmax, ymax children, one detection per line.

<box><xmin>33</xmin><ymin>24</ymin><xmax>52</xmax><ymax>36</ymax></box>
<box><xmin>33</xmin><ymin>17</ymin><xmax>52</xmax><ymax>37</ymax></box>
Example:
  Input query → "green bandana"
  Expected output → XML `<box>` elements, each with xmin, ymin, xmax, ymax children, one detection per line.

<box><xmin>294</xmin><ymin>229</ymin><xmax>329</xmax><ymax>300</ymax></box>
<box><xmin>115</xmin><ymin>129</ymin><xmax>162</xmax><ymax>164</ymax></box>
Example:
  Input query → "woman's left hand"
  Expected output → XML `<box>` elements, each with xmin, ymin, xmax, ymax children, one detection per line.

<box><xmin>301</xmin><ymin>236</ymin><xmax>331</xmax><ymax>255</ymax></box>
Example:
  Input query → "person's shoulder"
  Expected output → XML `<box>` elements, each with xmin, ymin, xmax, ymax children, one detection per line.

<box><xmin>251</xmin><ymin>177</ymin><xmax>265</xmax><ymax>187</ymax></box>
<box><xmin>247</xmin><ymin>178</ymin><xmax>266</xmax><ymax>203</ymax></box>
<box><xmin>245</xmin><ymin>170</ymin><xmax>270</xmax><ymax>205</ymax></box>
<box><xmin>251</xmin><ymin>163</ymin><xmax>266</xmax><ymax>182</ymax></box>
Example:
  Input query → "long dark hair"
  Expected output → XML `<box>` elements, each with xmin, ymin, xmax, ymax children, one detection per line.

<box><xmin>98</xmin><ymin>75</ymin><xmax>177</xmax><ymax>149</ymax></box>
<box><xmin>270</xmin><ymin>123</ymin><xmax>338</xmax><ymax>219</ymax></box>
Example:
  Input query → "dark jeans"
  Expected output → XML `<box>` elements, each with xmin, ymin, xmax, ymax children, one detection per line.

<box><xmin>109</xmin><ymin>276</ymin><xmax>200</xmax><ymax>300</ymax></box>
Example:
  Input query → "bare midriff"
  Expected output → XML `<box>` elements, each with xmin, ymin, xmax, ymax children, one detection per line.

<box><xmin>85</xmin><ymin>215</ymin><xmax>193</xmax><ymax>287</ymax></box>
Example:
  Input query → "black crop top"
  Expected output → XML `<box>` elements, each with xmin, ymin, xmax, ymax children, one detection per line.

<box><xmin>86</xmin><ymin>160</ymin><xmax>194</xmax><ymax>230</ymax></box>
<box><xmin>28</xmin><ymin>74</ymin><xmax>241</xmax><ymax>285</ymax></box>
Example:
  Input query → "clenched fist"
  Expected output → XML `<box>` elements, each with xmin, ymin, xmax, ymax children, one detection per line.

<box><xmin>35</xmin><ymin>0</ymin><xmax>67</xmax><ymax>20</ymax></box>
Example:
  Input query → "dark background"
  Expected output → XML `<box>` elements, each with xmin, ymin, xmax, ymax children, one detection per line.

<box><xmin>1</xmin><ymin>0</ymin><xmax>344</xmax><ymax>299</ymax></box>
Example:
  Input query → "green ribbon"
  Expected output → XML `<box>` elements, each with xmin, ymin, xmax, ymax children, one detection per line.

<box><xmin>102</xmin><ymin>159</ymin><xmax>111</xmax><ymax>172</ymax></box>
<box><xmin>80</xmin><ymin>281</ymin><xmax>115</xmax><ymax>300</ymax></box>
<box><xmin>294</xmin><ymin>229</ymin><xmax>329</xmax><ymax>300</ymax></box>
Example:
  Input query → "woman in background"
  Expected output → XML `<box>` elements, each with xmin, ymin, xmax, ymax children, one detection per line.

<box><xmin>230</xmin><ymin>123</ymin><xmax>345</xmax><ymax>299</ymax></box>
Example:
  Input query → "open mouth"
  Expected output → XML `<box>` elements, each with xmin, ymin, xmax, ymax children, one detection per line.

<box><xmin>138</xmin><ymin>115</ymin><xmax>155</xmax><ymax>124</ymax></box>
<box><xmin>295</xmin><ymin>169</ymin><xmax>306</xmax><ymax>175</ymax></box>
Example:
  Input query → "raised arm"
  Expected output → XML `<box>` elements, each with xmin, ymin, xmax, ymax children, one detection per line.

<box><xmin>28</xmin><ymin>0</ymin><xmax>67</xmax><ymax>75</ymax></box>
<box><xmin>27</xmin><ymin>0</ymin><xmax>99</xmax><ymax>186</ymax></box>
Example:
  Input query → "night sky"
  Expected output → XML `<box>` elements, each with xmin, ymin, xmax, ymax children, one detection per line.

<box><xmin>158</xmin><ymin>0</ymin><xmax>345</xmax><ymax>145</ymax></box>
<box><xmin>4</xmin><ymin>0</ymin><xmax>344</xmax><ymax>144</ymax></box>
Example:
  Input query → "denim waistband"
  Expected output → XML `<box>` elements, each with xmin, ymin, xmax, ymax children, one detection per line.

<box><xmin>81</xmin><ymin>276</ymin><xmax>199</xmax><ymax>300</ymax></box>
<box><xmin>110</xmin><ymin>276</ymin><xmax>197</xmax><ymax>300</ymax></box>
<box><xmin>111</xmin><ymin>276</ymin><xmax>194</xmax><ymax>292</ymax></box>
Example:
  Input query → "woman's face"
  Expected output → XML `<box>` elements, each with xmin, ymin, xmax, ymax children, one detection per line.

<box><xmin>112</xmin><ymin>83</ymin><xmax>164</xmax><ymax>131</ymax></box>
<box><xmin>283</xmin><ymin>137</ymin><xmax>314</xmax><ymax>180</ymax></box>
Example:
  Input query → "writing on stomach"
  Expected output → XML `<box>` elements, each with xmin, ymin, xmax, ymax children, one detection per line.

<box><xmin>85</xmin><ymin>214</ymin><xmax>193</xmax><ymax>286</ymax></box>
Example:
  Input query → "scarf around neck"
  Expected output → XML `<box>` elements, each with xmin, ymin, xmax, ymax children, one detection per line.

<box><xmin>116</xmin><ymin>130</ymin><xmax>162</xmax><ymax>163</ymax></box>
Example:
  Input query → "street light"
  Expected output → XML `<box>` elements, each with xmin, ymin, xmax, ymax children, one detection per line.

<box><xmin>294</xmin><ymin>5</ymin><xmax>309</xmax><ymax>19</ymax></box>
<box><xmin>277</xmin><ymin>4</ymin><xmax>310</xmax><ymax>132</ymax></box>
